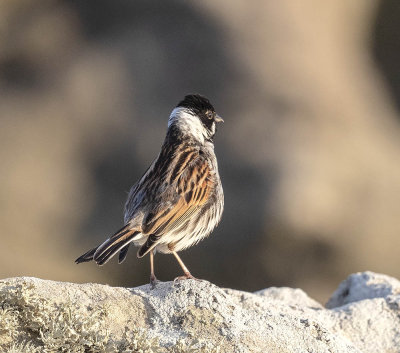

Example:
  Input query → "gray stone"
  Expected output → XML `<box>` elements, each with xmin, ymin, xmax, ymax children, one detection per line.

<box><xmin>326</xmin><ymin>271</ymin><xmax>400</xmax><ymax>308</ymax></box>
<box><xmin>1</xmin><ymin>272</ymin><xmax>400</xmax><ymax>352</ymax></box>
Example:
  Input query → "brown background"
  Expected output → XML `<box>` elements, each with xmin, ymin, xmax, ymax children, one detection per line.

<box><xmin>1</xmin><ymin>0</ymin><xmax>400</xmax><ymax>302</ymax></box>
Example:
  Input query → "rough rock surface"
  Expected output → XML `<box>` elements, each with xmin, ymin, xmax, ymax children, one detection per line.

<box><xmin>1</xmin><ymin>271</ymin><xmax>400</xmax><ymax>352</ymax></box>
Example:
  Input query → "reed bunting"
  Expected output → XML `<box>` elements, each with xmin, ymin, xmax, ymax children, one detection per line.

<box><xmin>76</xmin><ymin>94</ymin><xmax>224</xmax><ymax>285</ymax></box>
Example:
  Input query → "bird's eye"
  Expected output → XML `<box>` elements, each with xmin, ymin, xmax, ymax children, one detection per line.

<box><xmin>207</xmin><ymin>111</ymin><xmax>213</xmax><ymax>119</ymax></box>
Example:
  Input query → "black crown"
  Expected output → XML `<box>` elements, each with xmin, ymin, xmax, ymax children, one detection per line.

<box><xmin>177</xmin><ymin>94</ymin><xmax>215</xmax><ymax>114</ymax></box>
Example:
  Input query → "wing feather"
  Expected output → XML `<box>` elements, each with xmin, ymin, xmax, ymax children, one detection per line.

<box><xmin>138</xmin><ymin>150</ymin><xmax>214</xmax><ymax>257</ymax></box>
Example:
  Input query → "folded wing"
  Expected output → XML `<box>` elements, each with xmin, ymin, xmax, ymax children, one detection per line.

<box><xmin>137</xmin><ymin>151</ymin><xmax>214</xmax><ymax>257</ymax></box>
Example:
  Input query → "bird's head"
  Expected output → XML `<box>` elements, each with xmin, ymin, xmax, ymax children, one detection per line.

<box><xmin>168</xmin><ymin>94</ymin><xmax>223</xmax><ymax>143</ymax></box>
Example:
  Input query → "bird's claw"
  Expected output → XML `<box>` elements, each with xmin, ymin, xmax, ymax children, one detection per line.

<box><xmin>173</xmin><ymin>272</ymin><xmax>201</xmax><ymax>284</ymax></box>
<box><xmin>150</xmin><ymin>275</ymin><xmax>159</xmax><ymax>289</ymax></box>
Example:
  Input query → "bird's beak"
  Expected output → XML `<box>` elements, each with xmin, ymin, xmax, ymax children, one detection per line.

<box><xmin>215</xmin><ymin>115</ymin><xmax>224</xmax><ymax>123</ymax></box>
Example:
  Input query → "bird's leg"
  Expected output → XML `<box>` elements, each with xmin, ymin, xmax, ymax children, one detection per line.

<box><xmin>150</xmin><ymin>251</ymin><xmax>158</xmax><ymax>288</ymax></box>
<box><xmin>172</xmin><ymin>251</ymin><xmax>197</xmax><ymax>281</ymax></box>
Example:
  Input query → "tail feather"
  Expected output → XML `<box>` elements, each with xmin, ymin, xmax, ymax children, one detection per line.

<box><xmin>118</xmin><ymin>243</ymin><xmax>131</xmax><ymax>264</ymax></box>
<box><xmin>75</xmin><ymin>224</ymin><xmax>140</xmax><ymax>266</ymax></box>
<box><xmin>75</xmin><ymin>247</ymin><xmax>97</xmax><ymax>264</ymax></box>
<box><xmin>137</xmin><ymin>234</ymin><xmax>160</xmax><ymax>258</ymax></box>
<box><xmin>94</xmin><ymin>231</ymin><xmax>138</xmax><ymax>265</ymax></box>
<box><xmin>94</xmin><ymin>225</ymin><xmax>131</xmax><ymax>257</ymax></box>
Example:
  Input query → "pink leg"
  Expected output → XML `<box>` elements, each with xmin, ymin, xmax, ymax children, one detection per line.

<box><xmin>150</xmin><ymin>251</ymin><xmax>158</xmax><ymax>288</ymax></box>
<box><xmin>172</xmin><ymin>251</ymin><xmax>198</xmax><ymax>281</ymax></box>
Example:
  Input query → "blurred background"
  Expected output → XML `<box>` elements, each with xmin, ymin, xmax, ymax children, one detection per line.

<box><xmin>1</xmin><ymin>0</ymin><xmax>400</xmax><ymax>302</ymax></box>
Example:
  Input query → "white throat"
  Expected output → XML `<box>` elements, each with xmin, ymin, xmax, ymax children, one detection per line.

<box><xmin>168</xmin><ymin>107</ymin><xmax>213</xmax><ymax>144</ymax></box>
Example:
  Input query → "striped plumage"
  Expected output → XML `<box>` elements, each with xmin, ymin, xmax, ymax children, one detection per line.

<box><xmin>75</xmin><ymin>94</ymin><xmax>224</xmax><ymax>284</ymax></box>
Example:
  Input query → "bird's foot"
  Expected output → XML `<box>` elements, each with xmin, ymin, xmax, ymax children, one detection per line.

<box><xmin>150</xmin><ymin>275</ymin><xmax>159</xmax><ymax>289</ymax></box>
<box><xmin>173</xmin><ymin>272</ymin><xmax>201</xmax><ymax>284</ymax></box>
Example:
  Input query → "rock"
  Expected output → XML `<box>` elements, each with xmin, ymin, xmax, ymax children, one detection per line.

<box><xmin>1</xmin><ymin>272</ymin><xmax>400</xmax><ymax>352</ymax></box>
<box><xmin>326</xmin><ymin>271</ymin><xmax>400</xmax><ymax>308</ymax></box>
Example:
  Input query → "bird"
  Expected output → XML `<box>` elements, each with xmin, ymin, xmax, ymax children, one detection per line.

<box><xmin>75</xmin><ymin>94</ymin><xmax>224</xmax><ymax>286</ymax></box>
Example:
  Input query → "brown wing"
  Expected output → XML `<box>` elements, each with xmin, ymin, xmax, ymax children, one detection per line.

<box><xmin>137</xmin><ymin>152</ymin><xmax>214</xmax><ymax>257</ymax></box>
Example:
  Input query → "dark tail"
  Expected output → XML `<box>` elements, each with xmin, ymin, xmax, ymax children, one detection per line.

<box><xmin>75</xmin><ymin>224</ymin><xmax>140</xmax><ymax>266</ymax></box>
<box><xmin>75</xmin><ymin>247</ymin><xmax>97</xmax><ymax>264</ymax></box>
<box><xmin>137</xmin><ymin>233</ymin><xmax>160</xmax><ymax>258</ymax></box>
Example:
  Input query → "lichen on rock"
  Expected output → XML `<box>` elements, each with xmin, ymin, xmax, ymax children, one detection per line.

<box><xmin>1</xmin><ymin>272</ymin><xmax>400</xmax><ymax>352</ymax></box>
